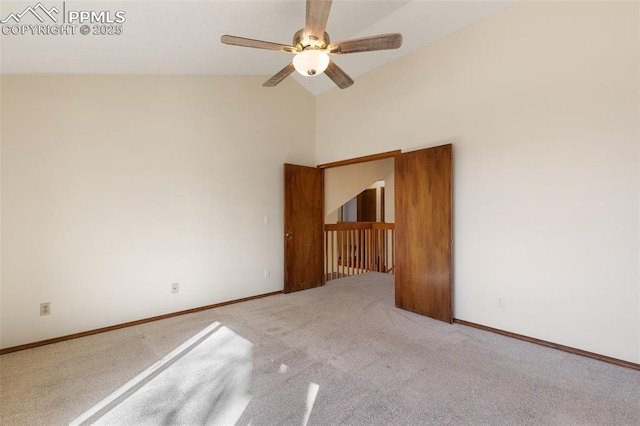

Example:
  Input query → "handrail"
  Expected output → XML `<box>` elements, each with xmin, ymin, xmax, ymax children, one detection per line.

<box><xmin>324</xmin><ymin>222</ymin><xmax>395</xmax><ymax>281</ymax></box>
<box><xmin>324</xmin><ymin>222</ymin><xmax>395</xmax><ymax>231</ymax></box>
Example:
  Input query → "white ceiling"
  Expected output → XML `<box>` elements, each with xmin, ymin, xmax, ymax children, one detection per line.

<box><xmin>0</xmin><ymin>0</ymin><xmax>517</xmax><ymax>95</ymax></box>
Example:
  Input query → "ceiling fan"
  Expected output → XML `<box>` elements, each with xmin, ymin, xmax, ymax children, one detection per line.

<box><xmin>221</xmin><ymin>0</ymin><xmax>403</xmax><ymax>89</ymax></box>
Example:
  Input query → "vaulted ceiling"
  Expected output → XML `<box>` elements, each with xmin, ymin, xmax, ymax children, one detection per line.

<box><xmin>0</xmin><ymin>0</ymin><xmax>517</xmax><ymax>95</ymax></box>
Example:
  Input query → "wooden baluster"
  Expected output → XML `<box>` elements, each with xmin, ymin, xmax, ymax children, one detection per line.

<box><xmin>351</xmin><ymin>229</ymin><xmax>355</xmax><ymax>276</ymax></box>
<box><xmin>349</xmin><ymin>229</ymin><xmax>352</xmax><ymax>275</ymax></box>
<box><xmin>367</xmin><ymin>229</ymin><xmax>376</xmax><ymax>271</ymax></box>
<box><xmin>379</xmin><ymin>228</ymin><xmax>384</xmax><ymax>272</ymax></box>
<box><xmin>354</xmin><ymin>229</ymin><xmax>358</xmax><ymax>275</ymax></box>
<box><xmin>384</xmin><ymin>228</ymin><xmax>388</xmax><ymax>272</ymax></box>
<box><xmin>341</xmin><ymin>228</ymin><xmax>345</xmax><ymax>278</ymax></box>
<box><xmin>378</xmin><ymin>226</ymin><xmax>382</xmax><ymax>272</ymax></box>
<box><xmin>365</xmin><ymin>229</ymin><xmax>368</xmax><ymax>273</ymax></box>
<box><xmin>360</xmin><ymin>228</ymin><xmax>363</xmax><ymax>273</ymax></box>
<box><xmin>361</xmin><ymin>228</ymin><xmax>364</xmax><ymax>274</ymax></box>
<box><xmin>366</xmin><ymin>228</ymin><xmax>371</xmax><ymax>272</ymax></box>
<box><xmin>391</xmin><ymin>228</ymin><xmax>395</xmax><ymax>274</ymax></box>
<box><xmin>356</xmin><ymin>229</ymin><xmax>360</xmax><ymax>274</ymax></box>
<box><xmin>330</xmin><ymin>230</ymin><xmax>334</xmax><ymax>280</ymax></box>
<box><xmin>324</xmin><ymin>229</ymin><xmax>328</xmax><ymax>281</ymax></box>
<box><xmin>359</xmin><ymin>229</ymin><xmax>364</xmax><ymax>273</ymax></box>
<box><xmin>347</xmin><ymin>229</ymin><xmax>351</xmax><ymax>276</ymax></box>
<box><xmin>373</xmin><ymin>227</ymin><xmax>377</xmax><ymax>272</ymax></box>
<box><xmin>380</xmin><ymin>229</ymin><xmax>389</xmax><ymax>272</ymax></box>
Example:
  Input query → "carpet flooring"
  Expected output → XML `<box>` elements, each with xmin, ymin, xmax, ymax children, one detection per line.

<box><xmin>1</xmin><ymin>272</ymin><xmax>639</xmax><ymax>425</ymax></box>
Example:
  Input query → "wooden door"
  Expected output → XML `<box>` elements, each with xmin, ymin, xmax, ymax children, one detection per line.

<box><xmin>357</xmin><ymin>188</ymin><xmax>377</xmax><ymax>222</ymax></box>
<box><xmin>284</xmin><ymin>164</ymin><xmax>324</xmax><ymax>293</ymax></box>
<box><xmin>395</xmin><ymin>144</ymin><xmax>453</xmax><ymax>323</ymax></box>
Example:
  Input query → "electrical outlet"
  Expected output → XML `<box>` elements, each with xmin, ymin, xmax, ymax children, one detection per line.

<box><xmin>40</xmin><ymin>302</ymin><xmax>51</xmax><ymax>316</ymax></box>
<box><xmin>171</xmin><ymin>283</ymin><xmax>179</xmax><ymax>294</ymax></box>
<box><xmin>497</xmin><ymin>296</ymin><xmax>505</xmax><ymax>308</ymax></box>
<box><xmin>264</xmin><ymin>269</ymin><xmax>270</xmax><ymax>278</ymax></box>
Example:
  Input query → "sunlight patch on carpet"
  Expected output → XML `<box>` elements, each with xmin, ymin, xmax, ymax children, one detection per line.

<box><xmin>302</xmin><ymin>382</ymin><xmax>320</xmax><ymax>426</ymax></box>
<box><xmin>70</xmin><ymin>322</ymin><xmax>253</xmax><ymax>425</ymax></box>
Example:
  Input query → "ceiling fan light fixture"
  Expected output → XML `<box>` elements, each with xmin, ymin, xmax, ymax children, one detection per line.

<box><xmin>293</xmin><ymin>49</ymin><xmax>330</xmax><ymax>76</ymax></box>
<box><xmin>221</xmin><ymin>1</ymin><xmax>402</xmax><ymax>89</ymax></box>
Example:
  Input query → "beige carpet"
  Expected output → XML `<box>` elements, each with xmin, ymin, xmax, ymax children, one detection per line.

<box><xmin>1</xmin><ymin>272</ymin><xmax>639</xmax><ymax>425</ymax></box>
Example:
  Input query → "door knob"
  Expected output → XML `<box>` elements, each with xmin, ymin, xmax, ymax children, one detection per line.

<box><xmin>285</xmin><ymin>232</ymin><xmax>294</xmax><ymax>237</ymax></box>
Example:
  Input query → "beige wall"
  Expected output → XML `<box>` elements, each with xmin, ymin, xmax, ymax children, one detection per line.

<box><xmin>2</xmin><ymin>1</ymin><xmax>639</xmax><ymax>365</ymax></box>
<box><xmin>1</xmin><ymin>75</ymin><xmax>315</xmax><ymax>348</ymax></box>
<box><xmin>324</xmin><ymin>158</ymin><xmax>394</xmax><ymax>221</ymax></box>
<box><xmin>317</xmin><ymin>1</ymin><xmax>640</xmax><ymax>363</ymax></box>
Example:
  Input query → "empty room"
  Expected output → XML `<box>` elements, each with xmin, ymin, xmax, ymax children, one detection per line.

<box><xmin>1</xmin><ymin>0</ymin><xmax>639</xmax><ymax>424</ymax></box>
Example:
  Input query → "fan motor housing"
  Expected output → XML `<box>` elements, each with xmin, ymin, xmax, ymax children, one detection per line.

<box><xmin>294</xmin><ymin>28</ymin><xmax>329</xmax><ymax>51</ymax></box>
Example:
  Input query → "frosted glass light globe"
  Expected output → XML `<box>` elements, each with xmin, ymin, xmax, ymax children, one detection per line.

<box><xmin>293</xmin><ymin>50</ymin><xmax>330</xmax><ymax>76</ymax></box>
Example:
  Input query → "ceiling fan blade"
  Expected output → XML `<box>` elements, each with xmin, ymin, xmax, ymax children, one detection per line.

<box><xmin>263</xmin><ymin>63</ymin><xmax>296</xmax><ymax>87</ymax></box>
<box><xmin>305</xmin><ymin>0</ymin><xmax>332</xmax><ymax>41</ymax></box>
<box><xmin>328</xmin><ymin>33</ymin><xmax>403</xmax><ymax>55</ymax></box>
<box><xmin>221</xmin><ymin>35</ymin><xmax>297</xmax><ymax>53</ymax></box>
<box><xmin>324</xmin><ymin>60</ymin><xmax>354</xmax><ymax>89</ymax></box>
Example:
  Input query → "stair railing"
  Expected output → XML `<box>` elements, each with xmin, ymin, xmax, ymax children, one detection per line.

<box><xmin>324</xmin><ymin>222</ymin><xmax>394</xmax><ymax>281</ymax></box>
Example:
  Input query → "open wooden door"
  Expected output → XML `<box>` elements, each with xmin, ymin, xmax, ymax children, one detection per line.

<box><xmin>357</xmin><ymin>188</ymin><xmax>377</xmax><ymax>222</ymax></box>
<box><xmin>395</xmin><ymin>144</ymin><xmax>453</xmax><ymax>323</ymax></box>
<box><xmin>284</xmin><ymin>164</ymin><xmax>324</xmax><ymax>293</ymax></box>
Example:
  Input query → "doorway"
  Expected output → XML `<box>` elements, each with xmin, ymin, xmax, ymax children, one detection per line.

<box><xmin>284</xmin><ymin>145</ymin><xmax>453</xmax><ymax>323</ymax></box>
<box><xmin>324</xmin><ymin>158</ymin><xmax>394</xmax><ymax>281</ymax></box>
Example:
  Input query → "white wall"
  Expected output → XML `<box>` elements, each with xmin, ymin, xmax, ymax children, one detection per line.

<box><xmin>317</xmin><ymin>1</ymin><xmax>640</xmax><ymax>363</ymax></box>
<box><xmin>0</xmin><ymin>80</ymin><xmax>3</xmax><ymax>346</ymax></box>
<box><xmin>2</xmin><ymin>3</ymin><xmax>638</xmax><ymax>366</ymax></box>
<box><xmin>1</xmin><ymin>75</ymin><xmax>315</xmax><ymax>348</ymax></box>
